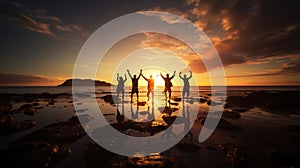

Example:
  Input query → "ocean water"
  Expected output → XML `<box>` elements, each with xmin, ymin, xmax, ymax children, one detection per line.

<box><xmin>0</xmin><ymin>86</ymin><xmax>299</xmax><ymax>94</ymax></box>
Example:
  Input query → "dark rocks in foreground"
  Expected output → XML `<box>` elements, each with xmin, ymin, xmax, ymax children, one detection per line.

<box><xmin>0</xmin><ymin>115</ymin><xmax>86</xmax><ymax>167</ymax></box>
<box><xmin>0</xmin><ymin>120</ymin><xmax>36</xmax><ymax>136</ymax></box>
<box><xmin>112</xmin><ymin>154</ymin><xmax>182</xmax><ymax>168</ymax></box>
<box><xmin>201</xmin><ymin>117</ymin><xmax>243</xmax><ymax>132</ymax></box>
<box><xmin>226</xmin><ymin>91</ymin><xmax>300</xmax><ymax>114</ymax></box>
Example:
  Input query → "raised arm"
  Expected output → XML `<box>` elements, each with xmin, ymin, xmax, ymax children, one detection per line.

<box><xmin>117</xmin><ymin>73</ymin><xmax>120</xmax><ymax>82</ymax></box>
<box><xmin>170</xmin><ymin>71</ymin><xmax>176</xmax><ymax>79</ymax></box>
<box><xmin>187</xmin><ymin>71</ymin><xmax>192</xmax><ymax>79</ymax></box>
<box><xmin>124</xmin><ymin>74</ymin><xmax>127</xmax><ymax>82</ymax></box>
<box><xmin>160</xmin><ymin>73</ymin><xmax>166</xmax><ymax>79</ymax></box>
<box><xmin>179</xmin><ymin>72</ymin><xmax>183</xmax><ymax>79</ymax></box>
<box><xmin>142</xmin><ymin>74</ymin><xmax>148</xmax><ymax>81</ymax></box>
<box><xmin>127</xmin><ymin>69</ymin><xmax>132</xmax><ymax>79</ymax></box>
<box><xmin>137</xmin><ymin>69</ymin><xmax>142</xmax><ymax>80</ymax></box>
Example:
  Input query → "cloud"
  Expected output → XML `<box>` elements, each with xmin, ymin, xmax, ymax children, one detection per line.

<box><xmin>138</xmin><ymin>7</ymin><xmax>189</xmax><ymax>24</ymax></box>
<box><xmin>0</xmin><ymin>1</ymin><xmax>88</xmax><ymax>38</ymax></box>
<box><xmin>227</xmin><ymin>62</ymin><xmax>300</xmax><ymax>78</ymax></box>
<box><xmin>0</xmin><ymin>73</ymin><xmax>63</xmax><ymax>86</ymax></box>
<box><xmin>139</xmin><ymin>0</ymin><xmax>300</xmax><ymax>77</ymax></box>
<box><xmin>0</xmin><ymin>9</ymin><xmax>53</xmax><ymax>35</ymax></box>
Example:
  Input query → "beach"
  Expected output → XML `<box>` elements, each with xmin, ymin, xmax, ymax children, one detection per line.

<box><xmin>0</xmin><ymin>86</ymin><xmax>299</xmax><ymax>167</ymax></box>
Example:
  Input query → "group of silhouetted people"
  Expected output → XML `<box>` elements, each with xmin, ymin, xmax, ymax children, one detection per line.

<box><xmin>116</xmin><ymin>69</ymin><xmax>192</xmax><ymax>103</ymax></box>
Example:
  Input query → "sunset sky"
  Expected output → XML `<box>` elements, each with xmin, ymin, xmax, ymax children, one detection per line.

<box><xmin>0</xmin><ymin>0</ymin><xmax>299</xmax><ymax>86</ymax></box>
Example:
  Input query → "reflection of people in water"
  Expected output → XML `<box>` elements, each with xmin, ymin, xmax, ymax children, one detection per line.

<box><xmin>179</xmin><ymin>71</ymin><xmax>192</xmax><ymax>100</ymax></box>
<box><xmin>130</xmin><ymin>103</ymin><xmax>139</xmax><ymax>120</ymax></box>
<box><xmin>160</xmin><ymin>71</ymin><xmax>176</xmax><ymax>101</ymax></box>
<box><xmin>141</xmin><ymin>72</ymin><xmax>155</xmax><ymax>101</ymax></box>
<box><xmin>147</xmin><ymin>102</ymin><xmax>155</xmax><ymax>121</ymax></box>
<box><xmin>182</xmin><ymin>100</ymin><xmax>193</xmax><ymax>140</ymax></box>
<box><xmin>127</xmin><ymin>69</ymin><xmax>142</xmax><ymax>102</ymax></box>
<box><xmin>116</xmin><ymin>101</ymin><xmax>125</xmax><ymax>123</ymax></box>
<box><xmin>116</xmin><ymin>73</ymin><xmax>127</xmax><ymax>102</ymax></box>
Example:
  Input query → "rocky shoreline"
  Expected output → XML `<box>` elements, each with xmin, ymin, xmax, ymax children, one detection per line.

<box><xmin>0</xmin><ymin>90</ymin><xmax>299</xmax><ymax>167</ymax></box>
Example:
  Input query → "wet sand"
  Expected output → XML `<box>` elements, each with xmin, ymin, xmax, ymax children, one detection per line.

<box><xmin>0</xmin><ymin>90</ymin><xmax>300</xmax><ymax>167</ymax></box>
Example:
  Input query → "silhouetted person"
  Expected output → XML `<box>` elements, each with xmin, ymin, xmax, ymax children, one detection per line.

<box><xmin>142</xmin><ymin>73</ymin><xmax>155</xmax><ymax>101</ymax></box>
<box><xmin>116</xmin><ymin>73</ymin><xmax>127</xmax><ymax>102</ymax></box>
<box><xmin>160</xmin><ymin>71</ymin><xmax>176</xmax><ymax>101</ymax></box>
<box><xmin>179</xmin><ymin>71</ymin><xmax>192</xmax><ymax>100</ymax></box>
<box><xmin>127</xmin><ymin>69</ymin><xmax>142</xmax><ymax>102</ymax></box>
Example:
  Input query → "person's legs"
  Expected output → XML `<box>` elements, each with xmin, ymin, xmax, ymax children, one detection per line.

<box><xmin>167</xmin><ymin>88</ymin><xmax>172</xmax><ymax>101</ymax></box>
<box><xmin>151</xmin><ymin>90</ymin><xmax>154</xmax><ymax>100</ymax></box>
<box><xmin>147</xmin><ymin>90</ymin><xmax>150</xmax><ymax>100</ymax></box>
<box><xmin>131</xmin><ymin>89</ymin><xmax>134</xmax><ymax>102</ymax></box>
<box><xmin>121</xmin><ymin>90</ymin><xmax>124</xmax><ymax>102</ymax></box>
<box><xmin>117</xmin><ymin>90</ymin><xmax>120</xmax><ymax>103</ymax></box>
<box><xmin>164</xmin><ymin>88</ymin><xmax>167</xmax><ymax>100</ymax></box>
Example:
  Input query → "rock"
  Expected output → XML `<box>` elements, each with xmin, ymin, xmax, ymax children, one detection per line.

<box><xmin>13</xmin><ymin>116</ymin><xmax>86</xmax><ymax>145</ymax></box>
<box><xmin>158</xmin><ymin>106</ymin><xmax>179</xmax><ymax>115</ymax></box>
<box><xmin>218</xmin><ymin>143</ymin><xmax>246</xmax><ymax>167</ymax></box>
<box><xmin>0</xmin><ymin>141</ymin><xmax>73</xmax><ymax>167</ymax></box>
<box><xmin>201</xmin><ymin>118</ymin><xmax>242</xmax><ymax>132</ymax></box>
<box><xmin>0</xmin><ymin>115</ymin><xmax>14</xmax><ymax>123</ymax></box>
<box><xmin>85</xmin><ymin>142</ymin><xmax>118</xmax><ymax>168</ymax></box>
<box><xmin>48</xmin><ymin>101</ymin><xmax>55</xmax><ymax>105</ymax></box>
<box><xmin>162</xmin><ymin>115</ymin><xmax>177</xmax><ymax>126</ymax></box>
<box><xmin>199</xmin><ymin>97</ymin><xmax>207</xmax><ymax>103</ymax></box>
<box><xmin>169</xmin><ymin>101</ymin><xmax>179</xmax><ymax>106</ymax></box>
<box><xmin>100</xmin><ymin>95</ymin><xmax>117</xmax><ymax>105</ymax></box>
<box><xmin>0</xmin><ymin>120</ymin><xmax>36</xmax><ymax>136</ymax></box>
<box><xmin>41</xmin><ymin>92</ymin><xmax>51</xmax><ymax>98</ymax></box>
<box><xmin>226</xmin><ymin>96</ymin><xmax>253</xmax><ymax>108</ymax></box>
<box><xmin>137</xmin><ymin>101</ymin><xmax>146</xmax><ymax>106</ymax></box>
<box><xmin>20</xmin><ymin>104</ymin><xmax>37</xmax><ymax>115</ymax></box>
<box><xmin>267</xmin><ymin>150</ymin><xmax>300</xmax><ymax>167</ymax></box>
<box><xmin>173</xmin><ymin>97</ymin><xmax>182</xmax><ymax>102</ymax></box>
<box><xmin>111</xmin><ymin>154</ymin><xmax>181</xmax><ymax>168</ymax></box>
<box><xmin>231</xmin><ymin>107</ymin><xmax>250</xmax><ymax>113</ymax></box>
<box><xmin>32</xmin><ymin>102</ymin><xmax>40</xmax><ymax>106</ymax></box>
<box><xmin>176</xmin><ymin>143</ymin><xmax>201</xmax><ymax>153</ymax></box>
<box><xmin>78</xmin><ymin>114</ymin><xmax>94</xmax><ymax>124</ymax></box>
<box><xmin>223</xmin><ymin>111</ymin><xmax>241</xmax><ymax>119</ymax></box>
<box><xmin>207</xmin><ymin>100</ymin><xmax>222</xmax><ymax>106</ymax></box>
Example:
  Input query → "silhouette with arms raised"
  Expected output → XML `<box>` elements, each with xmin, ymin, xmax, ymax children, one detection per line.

<box><xmin>141</xmin><ymin>72</ymin><xmax>155</xmax><ymax>101</ymax></box>
<box><xmin>160</xmin><ymin>71</ymin><xmax>176</xmax><ymax>101</ymax></box>
<box><xmin>127</xmin><ymin>69</ymin><xmax>142</xmax><ymax>102</ymax></box>
<box><xmin>116</xmin><ymin>73</ymin><xmax>127</xmax><ymax>103</ymax></box>
<box><xmin>179</xmin><ymin>71</ymin><xmax>192</xmax><ymax>100</ymax></box>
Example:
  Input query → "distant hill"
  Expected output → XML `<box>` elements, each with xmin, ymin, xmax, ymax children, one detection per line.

<box><xmin>58</xmin><ymin>79</ymin><xmax>112</xmax><ymax>86</ymax></box>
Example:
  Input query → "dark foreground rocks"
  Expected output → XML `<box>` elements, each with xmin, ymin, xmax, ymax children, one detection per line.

<box><xmin>85</xmin><ymin>142</ymin><xmax>182</xmax><ymax>168</ymax></box>
<box><xmin>201</xmin><ymin>118</ymin><xmax>243</xmax><ymax>132</ymax></box>
<box><xmin>0</xmin><ymin>116</ymin><xmax>86</xmax><ymax>167</ymax></box>
<box><xmin>226</xmin><ymin>91</ymin><xmax>300</xmax><ymax>115</ymax></box>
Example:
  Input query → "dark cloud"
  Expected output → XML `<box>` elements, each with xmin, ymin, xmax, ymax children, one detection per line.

<box><xmin>0</xmin><ymin>73</ymin><xmax>62</xmax><ymax>86</ymax></box>
<box><xmin>185</xmin><ymin>0</ymin><xmax>300</xmax><ymax>64</ymax></box>
<box><xmin>144</xmin><ymin>0</ymin><xmax>300</xmax><ymax>76</ymax></box>
<box><xmin>0</xmin><ymin>1</ymin><xmax>88</xmax><ymax>37</ymax></box>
